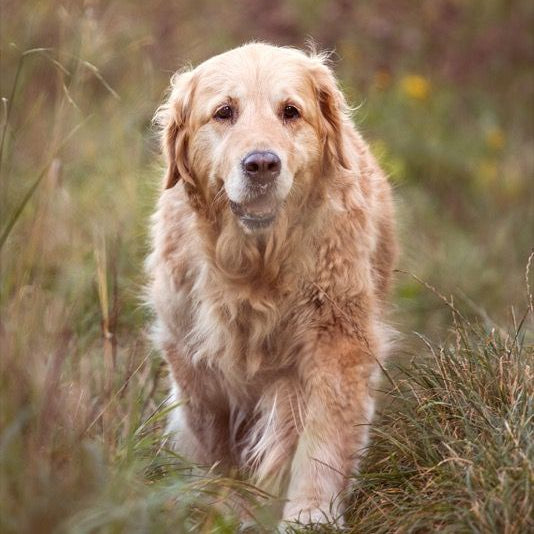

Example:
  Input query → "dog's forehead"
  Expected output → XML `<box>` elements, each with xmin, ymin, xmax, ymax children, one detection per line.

<box><xmin>194</xmin><ymin>45</ymin><xmax>314</xmax><ymax>101</ymax></box>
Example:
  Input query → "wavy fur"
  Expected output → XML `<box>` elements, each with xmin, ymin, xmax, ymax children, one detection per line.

<box><xmin>146</xmin><ymin>43</ymin><xmax>397</xmax><ymax>526</ymax></box>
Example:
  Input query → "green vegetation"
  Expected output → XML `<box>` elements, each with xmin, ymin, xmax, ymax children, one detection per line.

<box><xmin>1</xmin><ymin>1</ymin><xmax>532</xmax><ymax>532</ymax></box>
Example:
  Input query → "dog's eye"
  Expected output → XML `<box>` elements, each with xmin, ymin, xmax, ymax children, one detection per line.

<box><xmin>214</xmin><ymin>105</ymin><xmax>234</xmax><ymax>121</ymax></box>
<box><xmin>282</xmin><ymin>105</ymin><xmax>300</xmax><ymax>121</ymax></box>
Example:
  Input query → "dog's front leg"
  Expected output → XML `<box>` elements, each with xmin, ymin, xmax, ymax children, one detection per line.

<box><xmin>281</xmin><ymin>336</ymin><xmax>377</xmax><ymax>525</ymax></box>
<box><xmin>165</xmin><ymin>350</ymin><xmax>234</xmax><ymax>469</ymax></box>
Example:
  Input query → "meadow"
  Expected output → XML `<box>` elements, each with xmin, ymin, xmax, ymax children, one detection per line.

<box><xmin>1</xmin><ymin>1</ymin><xmax>533</xmax><ymax>532</ymax></box>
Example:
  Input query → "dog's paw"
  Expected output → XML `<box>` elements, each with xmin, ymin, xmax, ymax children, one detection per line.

<box><xmin>280</xmin><ymin>503</ymin><xmax>344</xmax><ymax>531</ymax></box>
<box><xmin>283</xmin><ymin>508</ymin><xmax>329</xmax><ymax>524</ymax></box>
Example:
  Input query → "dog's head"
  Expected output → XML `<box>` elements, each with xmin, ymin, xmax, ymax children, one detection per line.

<box><xmin>156</xmin><ymin>43</ymin><xmax>350</xmax><ymax>233</ymax></box>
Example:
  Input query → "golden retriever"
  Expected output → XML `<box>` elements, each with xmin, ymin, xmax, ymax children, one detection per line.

<box><xmin>146</xmin><ymin>42</ymin><xmax>397</xmax><ymax>526</ymax></box>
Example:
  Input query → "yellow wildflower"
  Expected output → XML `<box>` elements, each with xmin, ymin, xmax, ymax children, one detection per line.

<box><xmin>476</xmin><ymin>159</ymin><xmax>498</xmax><ymax>188</ymax></box>
<box><xmin>401</xmin><ymin>74</ymin><xmax>430</xmax><ymax>101</ymax></box>
<box><xmin>485</xmin><ymin>127</ymin><xmax>505</xmax><ymax>150</ymax></box>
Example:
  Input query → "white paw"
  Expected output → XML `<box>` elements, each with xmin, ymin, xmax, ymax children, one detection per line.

<box><xmin>280</xmin><ymin>504</ymin><xmax>344</xmax><ymax>530</ymax></box>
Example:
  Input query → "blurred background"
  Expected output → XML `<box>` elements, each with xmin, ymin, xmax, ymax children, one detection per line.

<box><xmin>1</xmin><ymin>1</ymin><xmax>533</xmax><ymax>532</ymax></box>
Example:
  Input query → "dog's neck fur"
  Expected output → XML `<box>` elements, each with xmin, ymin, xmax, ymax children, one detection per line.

<box><xmin>196</xmin><ymin>181</ymin><xmax>326</xmax><ymax>288</ymax></box>
<box><xmin>181</xmin><ymin>192</ymin><xmax>325</xmax><ymax>384</ymax></box>
<box><xmin>179</xmin><ymin>168</ymin><xmax>369</xmax><ymax>387</ymax></box>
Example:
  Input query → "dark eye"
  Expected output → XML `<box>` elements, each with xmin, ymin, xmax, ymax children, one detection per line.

<box><xmin>282</xmin><ymin>105</ymin><xmax>300</xmax><ymax>121</ymax></box>
<box><xmin>214</xmin><ymin>105</ymin><xmax>234</xmax><ymax>121</ymax></box>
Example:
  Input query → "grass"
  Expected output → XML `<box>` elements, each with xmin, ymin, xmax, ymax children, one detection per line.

<box><xmin>1</xmin><ymin>1</ymin><xmax>533</xmax><ymax>532</ymax></box>
<box><xmin>346</xmin><ymin>301</ymin><xmax>533</xmax><ymax>533</ymax></box>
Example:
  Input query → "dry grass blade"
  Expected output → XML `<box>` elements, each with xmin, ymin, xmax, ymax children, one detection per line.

<box><xmin>0</xmin><ymin>47</ymin><xmax>63</xmax><ymax>175</ymax></box>
<box><xmin>0</xmin><ymin>118</ymin><xmax>90</xmax><ymax>250</ymax></box>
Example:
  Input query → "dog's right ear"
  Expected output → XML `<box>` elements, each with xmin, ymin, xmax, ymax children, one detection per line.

<box><xmin>155</xmin><ymin>69</ymin><xmax>196</xmax><ymax>189</ymax></box>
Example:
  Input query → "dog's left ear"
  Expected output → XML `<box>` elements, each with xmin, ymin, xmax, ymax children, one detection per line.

<box><xmin>155</xmin><ymin>69</ymin><xmax>196</xmax><ymax>189</ymax></box>
<box><xmin>310</xmin><ymin>61</ymin><xmax>350</xmax><ymax>172</ymax></box>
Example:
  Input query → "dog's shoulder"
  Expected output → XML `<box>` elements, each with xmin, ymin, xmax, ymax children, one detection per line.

<box><xmin>304</xmin><ymin>127</ymin><xmax>395</xmax><ymax>315</ymax></box>
<box><xmin>147</xmin><ymin>186</ymin><xmax>200</xmax><ymax>299</ymax></box>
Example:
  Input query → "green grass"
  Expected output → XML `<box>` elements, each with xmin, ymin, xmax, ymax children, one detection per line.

<box><xmin>347</xmin><ymin>309</ymin><xmax>533</xmax><ymax>533</ymax></box>
<box><xmin>1</xmin><ymin>1</ymin><xmax>533</xmax><ymax>532</ymax></box>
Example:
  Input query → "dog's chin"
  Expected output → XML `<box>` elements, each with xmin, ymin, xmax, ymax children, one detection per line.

<box><xmin>229</xmin><ymin>197</ymin><xmax>278</xmax><ymax>233</ymax></box>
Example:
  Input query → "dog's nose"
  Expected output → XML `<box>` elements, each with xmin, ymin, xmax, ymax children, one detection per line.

<box><xmin>242</xmin><ymin>151</ymin><xmax>281</xmax><ymax>185</ymax></box>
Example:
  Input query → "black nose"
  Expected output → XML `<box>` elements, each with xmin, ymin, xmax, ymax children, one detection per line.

<box><xmin>242</xmin><ymin>151</ymin><xmax>281</xmax><ymax>185</ymax></box>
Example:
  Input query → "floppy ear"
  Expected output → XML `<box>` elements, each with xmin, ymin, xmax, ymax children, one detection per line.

<box><xmin>311</xmin><ymin>61</ymin><xmax>350</xmax><ymax>171</ymax></box>
<box><xmin>155</xmin><ymin>70</ymin><xmax>196</xmax><ymax>189</ymax></box>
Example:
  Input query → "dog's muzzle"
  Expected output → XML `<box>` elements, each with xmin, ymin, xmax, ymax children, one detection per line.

<box><xmin>230</xmin><ymin>151</ymin><xmax>281</xmax><ymax>231</ymax></box>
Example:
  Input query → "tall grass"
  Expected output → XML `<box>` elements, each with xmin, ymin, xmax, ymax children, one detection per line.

<box><xmin>2</xmin><ymin>275</ymin><xmax>532</xmax><ymax>532</ymax></box>
<box><xmin>347</xmin><ymin>299</ymin><xmax>533</xmax><ymax>533</ymax></box>
<box><xmin>1</xmin><ymin>1</ymin><xmax>533</xmax><ymax>532</ymax></box>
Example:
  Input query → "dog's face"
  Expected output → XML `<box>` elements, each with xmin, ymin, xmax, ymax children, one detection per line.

<box><xmin>158</xmin><ymin>44</ymin><xmax>348</xmax><ymax>232</ymax></box>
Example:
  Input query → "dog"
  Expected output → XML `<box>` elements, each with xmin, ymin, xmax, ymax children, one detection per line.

<box><xmin>146</xmin><ymin>42</ymin><xmax>397</xmax><ymax>526</ymax></box>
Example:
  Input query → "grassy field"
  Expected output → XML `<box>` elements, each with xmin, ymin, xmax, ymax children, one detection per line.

<box><xmin>1</xmin><ymin>1</ymin><xmax>533</xmax><ymax>532</ymax></box>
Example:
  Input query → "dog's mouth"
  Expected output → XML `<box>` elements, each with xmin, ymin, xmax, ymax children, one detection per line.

<box><xmin>229</xmin><ymin>196</ymin><xmax>278</xmax><ymax>231</ymax></box>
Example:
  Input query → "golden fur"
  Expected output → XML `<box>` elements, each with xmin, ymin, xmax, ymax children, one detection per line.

<box><xmin>146</xmin><ymin>43</ymin><xmax>397</xmax><ymax>525</ymax></box>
